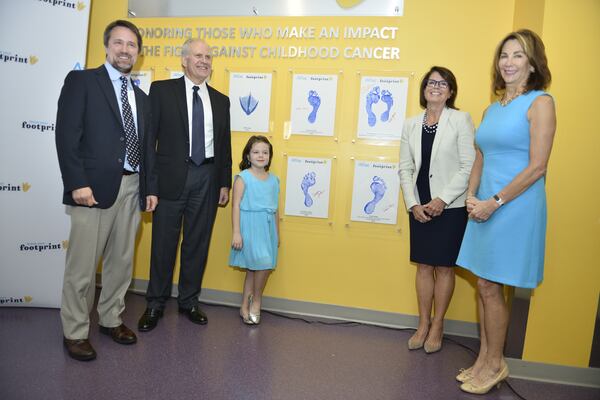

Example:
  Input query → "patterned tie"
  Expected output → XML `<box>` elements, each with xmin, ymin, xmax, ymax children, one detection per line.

<box><xmin>119</xmin><ymin>76</ymin><xmax>141</xmax><ymax>169</ymax></box>
<box><xmin>191</xmin><ymin>85</ymin><xmax>206</xmax><ymax>165</ymax></box>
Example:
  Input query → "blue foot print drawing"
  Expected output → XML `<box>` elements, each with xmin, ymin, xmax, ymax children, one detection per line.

<box><xmin>240</xmin><ymin>92</ymin><xmax>259</xmax><ymax>115</ymax></box>
<box><xmin>380</xmin><ymin>89</ymin><xmax>393</xmax><ymax>122</ymax></box>
<box><xmin>301</xmin><ymin>172</ymin><xmax>317</xmax><ymax>207</ymax></box>
<box><xmin>364</xmin><ymin>176</ymin><xmax>387</xmax><ymax>214</ymax></box>
<box><xmin>365</xmin><ymin>86</ymin><xmax>381</xmax><ymax>127</ymax></box>
<box><xmin>307</xmin><ymin>90</ymin><xmax>321</xmax><ymax>124</ymax></box>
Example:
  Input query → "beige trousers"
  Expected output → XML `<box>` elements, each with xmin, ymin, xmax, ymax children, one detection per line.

<box><xmin>60</xmin><ymin>174</ymin><xmax>140</xmax><ymax>339</ymax></box>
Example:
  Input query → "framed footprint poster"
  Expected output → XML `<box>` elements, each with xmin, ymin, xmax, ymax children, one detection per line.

<box><xmin>356</xmin><ymin>76</ymin><xmax>408</xmax><ymax>140</ymax></box>
<box><xmin>289</xmin><ymin>73</ymin><xmax>338</xmax><ymax>136</ymax></box>
<box><xmin>170</xmin><ymin>70</ymin><xmax>184</xmax><ymax>79</ymax></box>
<box><xmin>284</xmin><ymin>156</ymin><xmax>332</xmax><ymax>218</ymax></box>
<box><xmin>131</xmin><ymin>70</ymin><xmax>152</xmax><ymax>95</ymax></box>
<box><xmin>350</xmin><ymin>160</ymin><xmax>400</xmax><ymax>224</ymax></box>
<box><xmin>229</xmin><ymin>72</ymin><xmax>272</xmax><ymax>133</ymax></box>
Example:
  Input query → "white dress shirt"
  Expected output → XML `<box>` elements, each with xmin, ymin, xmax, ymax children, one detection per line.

<box><xmin>184</xmin><ymin>76</ymin><xmax>214</xmax><ymax>159</ymax></box>
<box><xmin>105</xmin><ymin>61</ymin><xmax>139</xmax><ymax>172</ymax></box>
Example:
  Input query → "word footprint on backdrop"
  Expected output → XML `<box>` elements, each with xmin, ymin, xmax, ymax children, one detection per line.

<box><xmin>240</xmin><ymin>92</ymin><xmax>259</xmax><ymax>115</ymax></box>
<box><xmin>364</xmin><ymin>176</ymin><xmax>386</xmax><ymax>214</ymax></box>
<box><xmin>365</xmin><ymin>86</ymin><xmax>381</xmax><ymax>127</ymax></box>
<box><xmin>380</xmin><ymin>89</ymin><xmax>393</xmax><ymax>122</ymax></box>
<box><xmin>307</xmin><ymin>90</ymin><xmax>321</xmax><ymax>124</ymax></box>
<box><xmin>301</xmin><ymin>172</ymin><xmax>317</xmax><ymax>207</ymax></box>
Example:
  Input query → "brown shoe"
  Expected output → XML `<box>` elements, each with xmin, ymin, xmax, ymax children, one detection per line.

<box><xmin>99</xmin><ymin>323</ymin><xmax>137</xmax><ymax>344</ymax></box>
<box><xmin>63</xmin><ymin>337</ymin><xmax>97</xmax><ymax>361</ymax></box>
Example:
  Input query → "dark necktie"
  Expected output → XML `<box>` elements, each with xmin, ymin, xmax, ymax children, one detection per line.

<box><xmin>119</xmin><ymin>76</ymin><xmax>141</xmax><ymax>169</ymax></box>
<box><xmin>191</xmin><ymin>85</ymin><xmax>206</xmax><ymax>165</ymax></box>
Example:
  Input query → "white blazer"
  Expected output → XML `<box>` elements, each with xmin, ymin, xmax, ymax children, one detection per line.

<box><xmin>399</xmin><ymin>107</ymin><xmax>475</xmax><ymax>211</ymax></box>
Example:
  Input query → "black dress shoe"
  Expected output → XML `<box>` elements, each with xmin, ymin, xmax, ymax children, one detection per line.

<box><xmin>63</xmin><ymin>337</ymin><xmax>97</xmax><ymax>361</ymax></box>
<box><xmin>178</xmin><ymin>305</ymin><xmax>208</xmax><ymax>325</ymax></box>
<box><xmin>99</xmin><ymin>323</ymin><xmax>137</xmax><ymax>344</ymax></box>
<box><xmin>138</xmin><ymin>308</ymin><xmax>163</xmax><ymax>332</ymax></box>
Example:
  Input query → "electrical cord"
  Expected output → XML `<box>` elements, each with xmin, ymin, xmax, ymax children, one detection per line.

<box><xmin>202</xmin><ymin>301</ymin><xmax>530</xmax><ymax>400</ymax></box>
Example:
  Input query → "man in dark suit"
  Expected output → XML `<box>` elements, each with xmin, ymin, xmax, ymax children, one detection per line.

<box><xmin>137</xmin><ymin>38</ymin><xmax>231</xmax><ymax>331</ymax></box>
<box><xmin>55</xmin><ymin>20</ymin><xmax>157</xmax><ymax>361</ymax></box>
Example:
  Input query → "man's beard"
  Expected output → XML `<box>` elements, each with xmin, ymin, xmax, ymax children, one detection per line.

<box><xmin>110</xmin><ymin>53</ymin><xmax>135</xmax><ymax>73</ymax></box>
<box><xmin>111</xmin><ymin>60</ymin><xmax>133</xmax><ymax>74</ymax></box>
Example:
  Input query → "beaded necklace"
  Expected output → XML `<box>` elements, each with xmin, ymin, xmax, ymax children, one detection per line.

<box><xmin>422</xmin><ymin>110</ymin><xmax>439</xmax><ymax>134</ymax></box>
<box><xmin>499</xmin><ymin>90</ymin><xmax>524</xmax><ymax>107</ymax></box>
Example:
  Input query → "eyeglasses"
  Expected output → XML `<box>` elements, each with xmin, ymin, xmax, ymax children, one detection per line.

<box><xmin>426</xmin><ymin>79</ymin><xmax>449</xmax><ymax>89</ymax></box>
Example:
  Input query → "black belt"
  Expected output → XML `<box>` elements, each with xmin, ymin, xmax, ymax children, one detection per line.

<box><xmin>123</xmin><ymin>169</ymin><xmax>137</xmax><ymax>176</ymax></box>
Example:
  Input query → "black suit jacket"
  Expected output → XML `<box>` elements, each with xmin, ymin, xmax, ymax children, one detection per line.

<box><xmin>55</xmin><ymin>65</ymin><xmax>154</xmax><ymax>210</ymax></box>
<box><xmin>147</xmin><ymin>77</ymin><xmax>232</xmax><ymax>200</ymax></box>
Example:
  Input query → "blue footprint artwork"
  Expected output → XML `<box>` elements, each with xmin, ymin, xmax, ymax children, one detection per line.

<box><xmin>380</xmin><ymin>89</ymin><xmax>393</xmax><ymax>122</ymax></box>
<box><xmin>301</xmin><ymin>172</ymin><xmax>317</xmax><ymax>207</ymax></box>
<box><xmin>365</xmin><ymin>86</ymin><xmax>381</xmax><ymax>127</ymax></box>
<box><xmin>239</xmin><ymin>92</ymin><xmax>259</xmax><ymax>115</ymax></box>
<box><xmin>364</xmin><ymin>176</ymin><xmax>387</xmax><ymax>214</ymax></box>
<box><xmin>307</xmin><ymin>90</ymin><xmax>321</xmax><ymax>124</ymax></box>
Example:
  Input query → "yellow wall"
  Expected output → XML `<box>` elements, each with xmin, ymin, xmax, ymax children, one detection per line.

<box><xmin>87</xmin><ymin>0</ymin><xmax>600</xmax><ymax>368</ymax></box>
<box><xmin>521</xmin><ymin>0</ymin><xmax>600</xmax><ymax>367</ymax></box>
<box><xmin>513</xmin><ymin>0</ymin><xmax>545</xmax><ymax>34</ymax></box>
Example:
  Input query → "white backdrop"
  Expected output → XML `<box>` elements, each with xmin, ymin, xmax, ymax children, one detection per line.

<box><xmin>0</xmin><ymin>1</ymin><xmax>91</xmax><ymax>308</ymax></box>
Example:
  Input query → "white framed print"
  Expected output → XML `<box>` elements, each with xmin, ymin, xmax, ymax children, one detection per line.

<box><xmin>131</xmin><ymin>70</ymin><xmax>152</xmax><ymax>94</ymax></box>
<box><xmin>284</xmin><ymin>156</ymin><xmax>332</xmax><ymax>218</ymax></box>
<box><xmin>229</xmin><ymin>72</ymin><xmax>272</xmax><ymax>133</ymax></box>
<box><xmin>289</xmin><ymin>74</ymin><xmax>338</xmax><ymax>136</ymax></box>
<box><xmin>356</xmin><ymin>75</ymin><xmax>408</xmax><ymax>140</ymax></box>
<box><xmin>350</xmin><ymin>160</ymin><xmax>400</xmax><ymax>224</ymax></box>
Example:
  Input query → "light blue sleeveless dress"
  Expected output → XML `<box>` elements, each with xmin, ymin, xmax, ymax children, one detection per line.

<box><xmin>457</xmin><ymin>90</ymin><xmax>550</xmax><ymax>288</ymax></box>
<box><xmin>229</xmin><ymin>170</ymin><xmax>279</xmax><ymax>270</ymax></box>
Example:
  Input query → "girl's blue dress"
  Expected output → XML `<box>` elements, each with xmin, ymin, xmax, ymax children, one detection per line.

<box><xmin>229</xmin><ymin>170</ymin><xmax>279</xmax><ymax>270</ymax></box>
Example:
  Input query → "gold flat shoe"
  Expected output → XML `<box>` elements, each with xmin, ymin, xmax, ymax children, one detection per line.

<box><xmin>456</xmin><ymin>367</ymin><xmax>474</xmax><ymax>383</ymax></box>
<box><xmin>249</xmin><ymin>312</ymin><xmax>260</xmax><ymax>325</ymax></box>
<box><xmin>460</xmin><ymin>364</ymin><xmax>509</xmax><ymax>394</ymax></box>
<box><xmin>240</xmin><ymin>311</ymin><xmax>254</xmax><ymax>325</ymax></box>
<box><xmin>240</xmin><ymin>294</ymin><xmax>254</xmax><ymax>324</ymax></box>
<box><xmin>248</xmin><ymin>294</ymin><xmax>260</xmax><ymax>324</ymax></box>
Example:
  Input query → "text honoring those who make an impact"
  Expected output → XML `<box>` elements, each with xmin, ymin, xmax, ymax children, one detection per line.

<box><xmin>139</xmin><ymin>25</ymin><xmax>401</xmax><ymax>60</ymax></box>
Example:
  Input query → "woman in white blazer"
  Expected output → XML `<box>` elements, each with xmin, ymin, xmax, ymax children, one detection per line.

<box><xmin>399</xmin><ymin>66</ymin><xmax>475</xmax><ymax>353</ymax></box>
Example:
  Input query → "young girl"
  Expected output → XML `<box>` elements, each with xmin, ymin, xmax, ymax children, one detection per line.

<box><xmin>229</xmin><ymin>135</ymin><xmax>280</xmax><ymax>325</ymax></box>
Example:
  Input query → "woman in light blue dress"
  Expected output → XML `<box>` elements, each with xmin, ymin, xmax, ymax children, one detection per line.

<box><xmin>229</xmin><ymin>136</ymin><xmax>279</xmax><ymax>325</ymax></box>
<box><xmin>455</xmin><ymin>29</ymin><xmax>556</xmax><ymax>394</ymax></box>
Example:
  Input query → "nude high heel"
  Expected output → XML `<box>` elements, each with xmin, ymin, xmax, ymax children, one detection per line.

<box><xmin>424</xmin><ymin>322</ymin><xmax>443</xmax><ymax>353</ymax></box>
<box><xmin>407</xmin><ymin>332</ymin><xmax>425</xmax><ymax>350</ymax></box>
<box><xmin>456</xmin><ymin>367</ymin><xmax>474</xmax><ymax>383</ymax></box>
<box><xmin>460</xmin><ymin>364</ymin><xmax>509</xmax><ymax>394</ymax></box>
<box><xmin>424</xmin><ymin>339</ymin><xmax>442</xmax><ymax>354</ymax></box>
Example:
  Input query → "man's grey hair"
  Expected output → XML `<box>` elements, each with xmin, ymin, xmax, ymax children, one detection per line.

<box><xmin>181</xmin><ymin>38</ymin><xmax>209</xmax><ymax>57</ymax></box>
